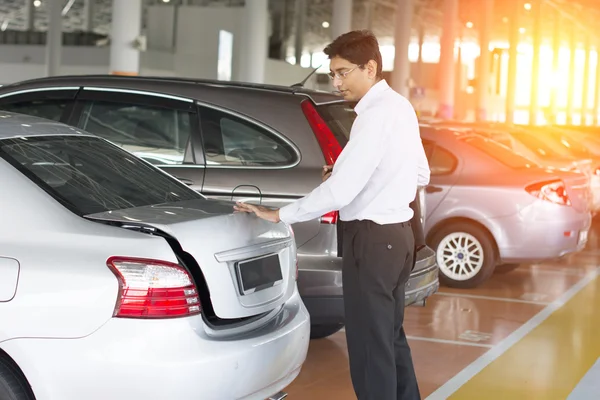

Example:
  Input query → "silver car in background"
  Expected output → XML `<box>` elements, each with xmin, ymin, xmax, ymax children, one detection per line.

<box><xmin>420</xmin><ymin>124</ymin><xmax>592</xmax><ymax>288</ymax></box>
<box><xmin>429</xmin><ymin>121</ymin><xmax>600</xmax><ymax>213</ymax></box>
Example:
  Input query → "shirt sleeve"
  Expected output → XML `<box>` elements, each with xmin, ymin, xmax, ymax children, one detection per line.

<box><xmin>278</xmin><ymin>112</ymin><xmax>386</xmax><ymax>225</ymax></box>
<box><xmin>417</xmin><ymin>140</ymin><xmax>430</xmax><ymax>186</ymax></box>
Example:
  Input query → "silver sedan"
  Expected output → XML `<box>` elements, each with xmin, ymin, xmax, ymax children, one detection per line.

<box><xmin>420</xmin><ymin>124</ymin><xmax>592</xmax><ymax>288</ymax></box>
<box><xmin>0</xmin><ymin>112</ymin><xmax>309</xmax><ymax>400</ymax></box>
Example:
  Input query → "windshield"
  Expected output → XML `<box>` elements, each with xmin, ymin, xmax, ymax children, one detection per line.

<box><xmin>461</xmin><ymin>135</ymin><xmax>539</xmax><ymax>169</ymax></box>
<box><xmin>0</xmin><ymin>135</ymin><xmax>203</xmax><ymax>215</ymax></box>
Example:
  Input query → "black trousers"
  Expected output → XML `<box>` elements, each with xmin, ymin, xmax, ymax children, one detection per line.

<box><xmin>341</xmin><ymin>219</ymin><xmax>421</xmax><ymax>400</ymax></box>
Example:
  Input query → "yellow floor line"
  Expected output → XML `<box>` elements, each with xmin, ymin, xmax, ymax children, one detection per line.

<box><xmin>426</xmin><ymin>267</ymin><xmax>600</xmax><ymax>400</ymax></box>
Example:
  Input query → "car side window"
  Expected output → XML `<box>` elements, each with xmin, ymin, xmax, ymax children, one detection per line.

<box><xmin>0</xmin><ymin>98</ymin><xmax>72</xmax><ymax>121</ymax></box>
<box><xmin>199</xmin><ymin>107</ymin><xmax>297</xmax><ymax>167</ymax></box>
<box><xmin>429</xmin><ymin>146</ymin><xmax>456</xmax><ymax>175</ymax></box>
<box><xmin>77</xmin><ymin>101</ymin><xmax>193</xmax><ymax>165</ymax></box>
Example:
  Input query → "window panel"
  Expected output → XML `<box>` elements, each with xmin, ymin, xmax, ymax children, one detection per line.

<box><xmin>77</xmin><ymin>101</ymin><xmax>192</xmax><ymax>166</ymax></box>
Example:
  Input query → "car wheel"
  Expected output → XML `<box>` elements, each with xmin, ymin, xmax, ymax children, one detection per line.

<box><xmin>429</xmin><ymin>222</ymin><xmax>496</xmax><ymax>289</ymax></box>
<box><xmin>0</xmin><ymin>357</ymin><xmax>35</xmax><ymax>400</ymax></box>
<box><xmin>310</xmin><ymin>323</ymin><xmax>344</xmax><ymax>339</ymax></box>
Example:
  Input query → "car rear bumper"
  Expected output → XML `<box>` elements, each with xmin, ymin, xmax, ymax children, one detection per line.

<box><xmin>298</xmin><ymin>246</ymin><xmax>439</xmax><ymax>323</ymax></box>
<box><xmin>497</xmin><ymin>203</ymin><xmax>592</xmax><ymax>263</ymax></box>
<box><xmin>406</xmin><ymin>246</ymin><xmax>439</xmax><ymax>306</ymax></box>
<box><xmin>2</xmin><ymin>291</ymin><xmax>310</xmax><ymax>400</ymax></box>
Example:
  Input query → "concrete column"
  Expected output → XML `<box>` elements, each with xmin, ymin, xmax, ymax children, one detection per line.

<box><xmin>455</xmin><ymin>29</ymin><xmax>463</xmax><ymax>103</ymax></box>
<box><xmin>476</xmin><ymin>0</ymin><xmax>493</xmax><ymax>121</ymax></box>
<box><xmin>332</xmin><ymin>0</ymin><xmax>352</xmax><ymax>39</ymax></box>
<box><xmin>364</xmin><ymin>0</ymin><xmax>373</xmax><ymax>31</ymax></box>
<box><xmin>24</xmin><ymin>0</ymin><xmax>35</xmax><ymax>31</ymax></box>
<box><xmin>416</xmin><ymin>23</ymin><xmax>425</xmax><ymax>86</ymax></box>
<box><xmin>529</xmin><ymin>0</ymin><xmax>542</xmax><ymax>125</ymax></box>
<box><xmin>549</xmin><ymin>13</ymin><xmax>561</xmax><ymax>123</ymax></box>
<box><xmin>239</xmin><ymin>0</ymin><xmax>268</xmax><ymax>83</ymax></box>
<box><xmin>45</xmin><ymin>0</ymin><xmax>62</xmax><ymax>76</ymax></box>
<box><xmin>582</xmin><ymin>35</ymin><xmax>591</xmax><ymax>125</ymax></box>
<box><xmin>437</xmin><ymin>0</ymin><xmax>458</xmax><ymax>119</ymax></box>
<box><xmin>83</xmin><ymin>0</ymin><xmax>94</xmax><ymax>32</ymax></box>
<box><xmin>294</xmin><ymin>0</ymin><xmax>306</xmax><ymax>65</ymax></box>
<box><xmin>505</xmin><ymin>0</ymin><xmax>520</xmax><ymax>124</ymax></box>
<box><xmin>391</xmin><ymin>0</ymin><xmax>415</xmax><ymax>98</ymax></box>
<box><xmin>594</xmin><ymin>44</ymin><xmax>600</xmax><ymax>126</ymax></box>
<box><xmin>109</xmin><ymin>0</ymin><xmax>142</xmax><ymax>75</ymax></box>
<box><xmin>567</xmin><ymin>23</ymin><xmax>577</xmax><ymax>125</ymax></box>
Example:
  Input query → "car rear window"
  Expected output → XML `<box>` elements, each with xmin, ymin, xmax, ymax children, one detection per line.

<box><xmin>471</xmin><ymin>129</ymin><xmax>513</xmax><ymax>148</ymax></box>
<box><xmin>317</xmin><ymin>102</ymin><xmax>357</xmax><ymax>148</ymax></box>
<box><xmin>0</xmin><ymin>135</ymin><xmax>203</xmax><ymax>215</ymax></box>
<box><xmin>547</xmin><ymin>130</ymin><xmax>592</xmax><ymax>158</ymax></box>
<box><xmin>509</xmin><ymin>130</ymin><xmax>568</xmax><ymax>159</ymax></box>
<box><xmin>461</xmin><ymin>135</ymin><xmax>538</xmax><ymax>169</ymax></box>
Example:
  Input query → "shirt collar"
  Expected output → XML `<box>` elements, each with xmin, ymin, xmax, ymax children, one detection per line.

<box><xmin>354</xmin><ymin>79</ymin><xmax>390</xmax><ymax>115</ymax></box>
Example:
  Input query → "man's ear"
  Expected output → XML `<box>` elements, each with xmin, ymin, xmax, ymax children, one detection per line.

<box><xmin>367</xmin><ymin>60</ymin><xmax>378</xmax><ymax>79</ymax></box>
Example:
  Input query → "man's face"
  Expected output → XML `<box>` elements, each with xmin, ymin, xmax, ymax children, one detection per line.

<box><xmin>329</xmin><ymin>56</ymin><xmax>376</xmax><ymax>101</ymax></box>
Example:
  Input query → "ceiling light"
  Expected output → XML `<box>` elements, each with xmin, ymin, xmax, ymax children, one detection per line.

<box><xmin>524</xmin><ymin>3</ymin><xmax>532</xmax><ymax>10</ymax></box>
<box><xmin>465</xmin><ymin>21</ymin><xmax>474</xmax><ymax>28</ymax></box>
<box><xmin>519</xmin><ymin>27</ymin><xmax>526</xmax><ymax>34</ymax></box>
<box><xmin>162</xmin><ymin>0</ymin><xmax>170</xmax><ymax>3</ymax></box>
<box><xmin>322</xmin><ymin>21</ymin><xmax>330</xmax><ymax>28</ymax></box>
<box><xmin>33</xmin><ymin>0</ymin><xmax>41</xmax><ymax>7</ymax></box>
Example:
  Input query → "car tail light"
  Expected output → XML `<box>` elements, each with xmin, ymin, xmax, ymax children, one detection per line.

<box><xmin>320</xmin><ymin>211</ymin><xmax>339</xmax><ymax>224</ymax></box>
<box><xmin>106</xmin><ymin>256</ymin><xmax>201</xmax><ymax>319</ymax></box>
<box><xmin>525</xmin><ymin>179</ymin><xmax>571</xmax><ymax>206</ymax></box>
<box><xmin>301</xmin><ymin>100</ymin><xmax>343</xmax><ymax>165</ymax></box>
<box><xmin>301</xmin><ymin>100</ymin><xmax>342</xmax><ymax>225</ymax></box>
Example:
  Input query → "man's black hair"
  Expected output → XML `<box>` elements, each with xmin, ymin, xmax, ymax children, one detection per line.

<box><xmin>324</xmin><ymin>30</ymin><xmax>383</xmax><ymax>78</ymax></box>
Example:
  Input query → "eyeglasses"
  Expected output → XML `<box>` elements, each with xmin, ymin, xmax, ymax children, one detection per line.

<box><xmin>328</xmin><ymin>65</ymin><xmax>362</xmax><ymax>80</ymax></box>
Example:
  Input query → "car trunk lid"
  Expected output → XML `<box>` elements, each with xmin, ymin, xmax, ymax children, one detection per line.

<box><xmin>86</xmin><ymin>198</ymin><xmax>297</xmax><ymax>320</ymax></box>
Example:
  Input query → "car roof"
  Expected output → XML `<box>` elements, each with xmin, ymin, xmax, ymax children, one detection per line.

<box><xmin>0</xmin><ymin>74</ymin><xmax>344</xmax><ymax>105</ymax></box>
<box><xmin>0</xmin><ymin>111</ymin><xmax>86</xmax><ymax>139</ymax></box>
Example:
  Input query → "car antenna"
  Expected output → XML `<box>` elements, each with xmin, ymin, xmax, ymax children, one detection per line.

<box><xmin>291</xmin><ymin>64</ymin><xmax>322</xmax><ymax>89</ymax></box>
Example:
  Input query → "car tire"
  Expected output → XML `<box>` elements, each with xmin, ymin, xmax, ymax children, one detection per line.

<box><xmin>429</xmin><ymin>222</ymin><xmax>496</xmax><ymax>289</ymax></box>
<box><xmin>310</xmin><ymin>323</ymin><xmax>344</xmax><ymax>339</ymax></box>
<box><xmin>0</xmin><ymin>357</ymin><xmax>35</xmax><ymax>400</ymax></box>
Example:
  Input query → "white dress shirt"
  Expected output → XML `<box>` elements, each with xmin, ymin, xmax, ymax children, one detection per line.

<box><xmin>279</xmin><ymin>79</ymin><xmax>430</xmax><ymax>226</ymax></box>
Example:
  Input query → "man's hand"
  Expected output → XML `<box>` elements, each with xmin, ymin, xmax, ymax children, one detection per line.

<box><xmin>322</xmin><ymin>164</ymin><xmax>333</xmax><ymax>182</ymax></box>
<box><xmin>234</xmin><ymin>202</ymin><xmax>281</xmax><ymax>223</ymax></box>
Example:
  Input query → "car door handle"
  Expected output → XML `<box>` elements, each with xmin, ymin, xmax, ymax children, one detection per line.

<box><xmin>175</xmin><ymin>177</ymin><xmax>194</xmax><ymax>186</ymax></box>
<box><xmin>425</xmin><ymin>185</ymin><xmax>443</xmax><ymax>193</ymax></box>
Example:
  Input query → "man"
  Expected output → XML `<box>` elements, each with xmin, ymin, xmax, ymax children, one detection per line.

<box><xmin>234</xmin><ymin>30</ymin><xmax>430</xmax><ymax>400</ymax></box>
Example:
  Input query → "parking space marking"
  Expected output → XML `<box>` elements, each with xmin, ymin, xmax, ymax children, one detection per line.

<box><xmin>519</xmin><ymin>292</ymin><xmax>550</xmax><ymax>302</ymax></box>
<box><xmin>406</xmin><ymin>336</ymin><xmax>493</xmax><ymax>348</ymax></box>
<box><xmin>567</xmin><ymin>358</ymin><xmax>600</xmax><ymax>400</ymax></box>
<box><xmin>425</xmin><ymin>266</ymin><xmax>600</xmax><ymax>400</ymax></box>
<box><xmin>457</xmin><ymin>330</ymin><xmax>493</xmax><ymax>343</ymax></box>
<box><xmin>338</xmin><ymin>328</ymin><xmax>493</xmax><ymax>348</ymax></box>
<box><xmin>434</xmin><ymin>291</ymin><xmax>550</xmax><ymax>305</ymax></box>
